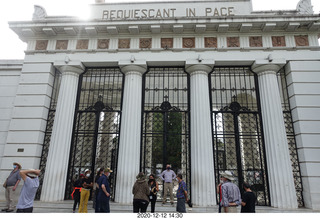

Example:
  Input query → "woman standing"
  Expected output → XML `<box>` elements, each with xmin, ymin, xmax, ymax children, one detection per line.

<box><xmin>148</xmin><ymin>174</ymin><xmax>159</xmax><ymax>213</ymax></box>
<box><xmin>132</xmin><ymin>172</ymin><xmax>150</xmax><ymax>213</ymax></box>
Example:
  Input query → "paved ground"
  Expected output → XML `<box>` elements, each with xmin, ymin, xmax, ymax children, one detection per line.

<box><xmin>0</xmin><ymin>200</ymin><xmax>319</xmax><ymax>213</ymax></box>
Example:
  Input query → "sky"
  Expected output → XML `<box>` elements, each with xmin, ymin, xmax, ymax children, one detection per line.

<box><xmin>0</xmin><ymin>0</ymin><xmax>319</xmax><ymax>59</ymax></box>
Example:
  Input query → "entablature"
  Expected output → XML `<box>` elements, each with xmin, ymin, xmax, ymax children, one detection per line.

<box><xmin>9</xmin><ymin>15</ymin><xmax>320</xmax><ymax>42</ymax></box>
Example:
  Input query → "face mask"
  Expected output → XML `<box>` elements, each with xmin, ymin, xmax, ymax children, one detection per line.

<box><xmin>13</xmin><ymin>165</ymin><xmax>17</xmax><ymax>169</ymax></box>
<box><xmin>86</xmin><ymin>174</ymin><xmax>90</xmax><ymax>178</ymax></box>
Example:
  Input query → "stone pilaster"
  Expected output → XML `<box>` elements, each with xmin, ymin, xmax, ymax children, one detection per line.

<box><xmin>40</xmin><ymin>60</ymin><xmax>85</xmax><ymax>202</ymax></box>
<box><xmin>115</xmin><ymin>61</ymin><xmax>147</xmax><ymax>204</ymax></box>
<box><xmin>252</xmin><ymin>59</ymin><xmax>298</xmax><ymax>209</ymax></box>
<box><xmin>186</xmin><ymin>60</ymin><xmax>216</xmax><ymax>207</ymax></box>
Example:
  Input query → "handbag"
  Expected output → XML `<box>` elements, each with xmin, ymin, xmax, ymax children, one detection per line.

<box><xmin>3</xmin><ymin>179</ymin><xmax>7</xmax><ymax>188</ymax></box>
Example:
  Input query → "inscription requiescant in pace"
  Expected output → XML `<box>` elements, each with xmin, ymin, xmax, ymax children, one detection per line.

<box><xmin>102</xmin><ymin>7</ymin><xmax>235</xmax><ymax>20</ymax></box>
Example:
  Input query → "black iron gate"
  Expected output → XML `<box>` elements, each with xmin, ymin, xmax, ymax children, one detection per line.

<box><xmin>141</xmin><ymin>67</ymin><xmax>190</xmax><ymax>201</ymax></box>
<box><xmin>65</xmin><ymin>67</ymin><xmax>124</xmax><ymax>200</ymax></box>
<box><xmin>210</xmin><ymin>67</ymin><xmax>270</xmax><ymax>206</ymax></box>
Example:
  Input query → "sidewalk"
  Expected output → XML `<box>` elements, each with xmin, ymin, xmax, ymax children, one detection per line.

<box><xmin>0</xmin><ymin>200</ymin><xmax>319</xmax><ymax>213</ymax></box>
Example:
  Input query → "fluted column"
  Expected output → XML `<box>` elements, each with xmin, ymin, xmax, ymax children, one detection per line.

<box><xmin>41</xmin><ymin>60</ymin><xmax>85</xmax><ymax>202</ymax></box>
<box><xmin>252</xmin><ymin>59</ymin><xmax>298</xmax><ymax>209</ymax></box>
<box><xmin>115</xmin><ymin>62</ymin><xmax>147</xmax><ymax>204</ymax></box>
<box><xmin>186</xmin><ymin>60</ymin><xmax>216</xmax><ymax>207</ymax></box>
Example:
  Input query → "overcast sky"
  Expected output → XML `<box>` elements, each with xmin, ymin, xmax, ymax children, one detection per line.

<box><xmin>0</xmin><ymin>0</ymin><xmax>319</xmax><ymax>59</ymax></box>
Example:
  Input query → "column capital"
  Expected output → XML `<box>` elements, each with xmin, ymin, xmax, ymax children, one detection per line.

<box><xmin>54</xmin><ymin>60</ymin><xmax>85</xmax><ymax>75</ymax></box>
<box><xmin>252</xmin><ymin>58</ymin><xmax>286</xmax><ymax>75</ymax></box>
<box><xmin>119</xmin><ymin>60</ymin><xmax>147</xmax><ymax>76</ymax></box>
<box><xmin>185</xmin><ymin>59</ymin><xmax>214</xmax><ymax>75</ymax></box>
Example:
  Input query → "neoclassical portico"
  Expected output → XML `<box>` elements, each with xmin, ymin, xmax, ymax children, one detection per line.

<box><xmin>2</xmin><ymin>0</ymin><xmax>319</xmax><ymax>211</ymax></box>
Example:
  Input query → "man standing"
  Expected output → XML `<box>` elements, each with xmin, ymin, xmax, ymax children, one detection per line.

<box><xmin>16</xmin><ymin>169</ymin><xmax>40</xmax><ymax>213</ymax></box>
<box><xmin>96</xmin><ymin>168</ymin><xmax>113</xmax><ymax>213</ymax></box>
<box><xmin>241</xmin><ymin>182</ymin><xmax>256</xmax><ymax>213</ymax></box>
<box><xmin>2</xmin><ymin>162</ymin><xmax>22</xmax><ymax>212</ymax></box>
<box><xmin>176</xmin><ymin>174</ymin><xmax>188</xmax><ymax>213</ymax></box>
<box><xmin>160</xmin><ymin>164</ymin><xmax>176</xmax><ymax>205</ymax></box>
<box><xmin>220</xmin><ymin>171</ymin><xmax>241</xmax><ymax>213</ymax></box>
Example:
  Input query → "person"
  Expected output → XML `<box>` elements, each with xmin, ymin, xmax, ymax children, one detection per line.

<box><xmin>160</xmin><ymin>164</ymin><xmax>176</xmax><ymax>205</ymax></box>
<box><xmin>96</xmin><ymin>168</ymin><xmax>113</xmax><ymax>213</ymax></box>
<box><xmin>132</xmin><ymin>172</ymin><xmax>149</xmax><ymax>213</ymax></box>
<box><xmin>94</xmin><ymin>167</ymin><xmax>104</xmax><ymax>212</ymax></box>
<box><xmin>241</xmin><ymin>182</ymin><xmax>256</xmax><ymax>213</ymax></box>
<box><xmin>2</xmin><ymin>162</ymin><xmax>22</xmax><ymax>212</ymax></box>
<box><xmin>148</xmin><ymin>174</ymin><xmax>159</xmax><ymax>213</ymax></box>
<box><xmin>71</xmin><ymin>173</ymin><xmax>84</xmax><ymax>213</ymax></box>
<box><xmin>16</xmin><ymin>169</ymin><xmax>40</xmax><ymax>213</ymax></box>
<box><xmin>220</xmin><ymin>171</ymin><xmax>241</xmax><ymax>213</ymax></box>
<box><xmin>78</xmin><ymin>169</ymin><xmax>93</xmax><ymax>213</ymax></box>
<box><xmin>216</xmin><ymin>177</ymin><xmax>223</xmax><ymax>213</ymax></box>
<box><xmin>176</xmin><ymin>174</ymin><xmax>188</xmax><ymax>213</ymax></box>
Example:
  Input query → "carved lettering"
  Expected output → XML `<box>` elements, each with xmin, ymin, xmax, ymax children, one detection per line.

<box><xmin>102</xmin><ymin>7</ymin><xmax>235</xmax><ymax>20</ymax></box>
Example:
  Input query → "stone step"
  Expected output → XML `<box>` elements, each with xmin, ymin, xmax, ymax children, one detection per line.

<box><xmin>1</xmin><ymin>200</ymin><xmax>319</xmax><ymax>213</ymax></box>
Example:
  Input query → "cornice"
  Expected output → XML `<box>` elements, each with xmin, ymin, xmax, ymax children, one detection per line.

<box><xmin>9</xmin><ymin>15</ymin><xmax>320</xmax><ymax>42</ymax></box>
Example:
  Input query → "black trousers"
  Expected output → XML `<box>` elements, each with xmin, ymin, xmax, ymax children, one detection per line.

<box><xmin>73</xmin><ymin>190</ymin><xmax>81</xmax><ymax>211</ymax></box>
<box><xmin>16</xmin><ymin>207</ymin><xmax>33</xmax><ymax>213</ymax></box>
<box><xmin>149</xmin><ymin>195</ymin><xmax>157</xmax><ymax>213</ymax></box>
<box><xmin>133</xmin><ymin>199</ymin><xmax>149</xmax><ymax>213</ymax></box>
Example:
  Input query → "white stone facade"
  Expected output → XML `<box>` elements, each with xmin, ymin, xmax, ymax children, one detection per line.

<box><xmin>0</xmin><ymin>0</ymin><xmax>319</xmax><ymax>210</ymax></box>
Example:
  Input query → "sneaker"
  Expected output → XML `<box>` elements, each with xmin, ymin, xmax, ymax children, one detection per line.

<box><xmin>6</xmin><ymin>209</ymin><xmax>14</xmax><ymax>212</ymax></box>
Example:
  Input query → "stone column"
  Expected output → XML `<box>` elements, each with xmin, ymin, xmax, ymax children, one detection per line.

<box><xmin>252</xmin><ymin>59</ymin><xmax>298</xmax><ymax>209</ymax></box>
<box><xmin>115</xmin><ymin>61</ymin><xmax>147</xmax><ymax>204</ymax></box>
<box><xmin>186</xmin><ymin>60</ymin><xmax>216</xmax><ymax>207</ymax></box>
<box><xmin>40</xmin><ymin>60</ymin><xmax>85</xmax><ymax>202</ymax></box>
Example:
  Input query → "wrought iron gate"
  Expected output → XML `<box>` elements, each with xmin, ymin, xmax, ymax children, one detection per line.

<box><xmin>141</xmin><ymin>67</ymin><xmax>190</xmax><ymax>201</ymax></box>
<box><xmin>210</xmin><ymin>67</ymin><xmax>270</xmax><ymax>206</ymax></box>
<box><xmin>65</xmin><ymin>67</ymin><xmax>124</xmax><ymax>200</ymax></box>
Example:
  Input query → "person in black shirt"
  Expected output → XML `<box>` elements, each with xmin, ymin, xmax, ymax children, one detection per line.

<box><xmin>78</xmin><ymin>169</ymin><xmax>93</xmax><ymax>213</ymax></box>
<box><xmin>241</xmin><ymin>182</ymin><xmax>256</xmax><ymax>213</ymax></box>
<box><xmin>72</xmin><ymin>174</ymin><xmax>84</xmax><ymax>212</ymax></box>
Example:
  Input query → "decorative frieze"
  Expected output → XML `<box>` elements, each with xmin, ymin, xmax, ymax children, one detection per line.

<box><xmin>56</xmin><ymin>40</ymin><xmax>68</xmax><ymax>50</ymax></box>
<box><xmin>97</xmin><ymin>39</ymin><xmax>110</xmax><ymax>49</ymax></box>
<box><xmin>272</xmin><ymin>36</ymin><xmax>286</xmax><ymax>47</ymax></box>
<box><xmin>294</xmin><ymin>35</ymin><xmax>309</xmax><ymax>46</ymax></box>
<box><xmin>249</xmin><ymin>36</ymin><xmax>263</xmax><ymax>47</ymax></box>
<box><xmin>118</xmin><ymin>39</ymin><xmax>130</xmax><ymax>49</ymax></box>
<box><xmin>204</xmin><ymin>37</ymin><xmax>217</xmax><ymax>48</ymax></box>
<box><xmin>227</xmin><ymin>37</ymin><xmax>240</xmax><ymax>47</ymax></box>
<box><xmin>29</xmin><ymin>34</ymin><xmax>314</xmax><ymax>53</ymax></box>
<box><xmin>139</xmin><ymin>38</ymin><xmax>152</xmax><ymax>49</ymax></box>
<box><xmin>183</xmin><ymin>38</ymin><xmax>195</xmax><ymax>48</ymax></box>
<box><xmin>35</xmin><ymin>40</ymin><xmax>48</xmax><ymax>50</ymax></box>
<box><xmin>161</xmin><ymin>38</ymin><xmax>173</xmax><ymax>49</ymax></box>
<box><xmin>76</xmin><ymin>39</ymin><xmax>89</xmax><ymax>50</ymax></box>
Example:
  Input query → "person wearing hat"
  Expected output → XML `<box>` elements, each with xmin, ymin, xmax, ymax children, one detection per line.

<box><xmin>220</xmin><ymin>171</ymin><xmax>241</xmax><ymax>213</ymax></box>
<box><xmin>96</xmin><ymin>168</ymin><xmax>113</xmax><ymax>213</ymax></box>
<box><xmin>78</xmin><ymin>169</ymin><xmax>93</xmax><ymax>213</ymax></box>
<box><xmin>93</xmin><ymin>167</ymin><xmax>104</xmax><ymax>212</ymax></box>
<box><xmin>2</xmin><ymin>162</ymin><xmax>22</xmax><ymax>212</ymax></box>
<box><xmin>132</xmin><ymin>172</ymin><xmax>150</xmax><ymax>213</ymax></box>
<box><xmin>16</xmin><ymin>169</ymin><xmax>40</xmax><ymax>213</ymax></box>
<box><xmin>72</xmin><ymin>173</ymin><xmax>84</xmax><ymax>213</ymax></box>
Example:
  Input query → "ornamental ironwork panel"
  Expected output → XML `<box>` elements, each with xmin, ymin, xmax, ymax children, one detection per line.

<box><xmin>277</xmin><ymin>70</ymin><xmax>304</xmax><ymax>207</ymax></box>
<box><xmin>65</xmin><ymin>68</ymin><xmax>123</xmax><ymax>201</ymax></box>
<box><xmin>210</xmin><ymin>67</ymin><xmax>270</xmax><ymax>206</ymax></box>
<box><xmin>141</xmin><ymin>67</ymin><xmax>190</xmax><ymax>201</ymax></box>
